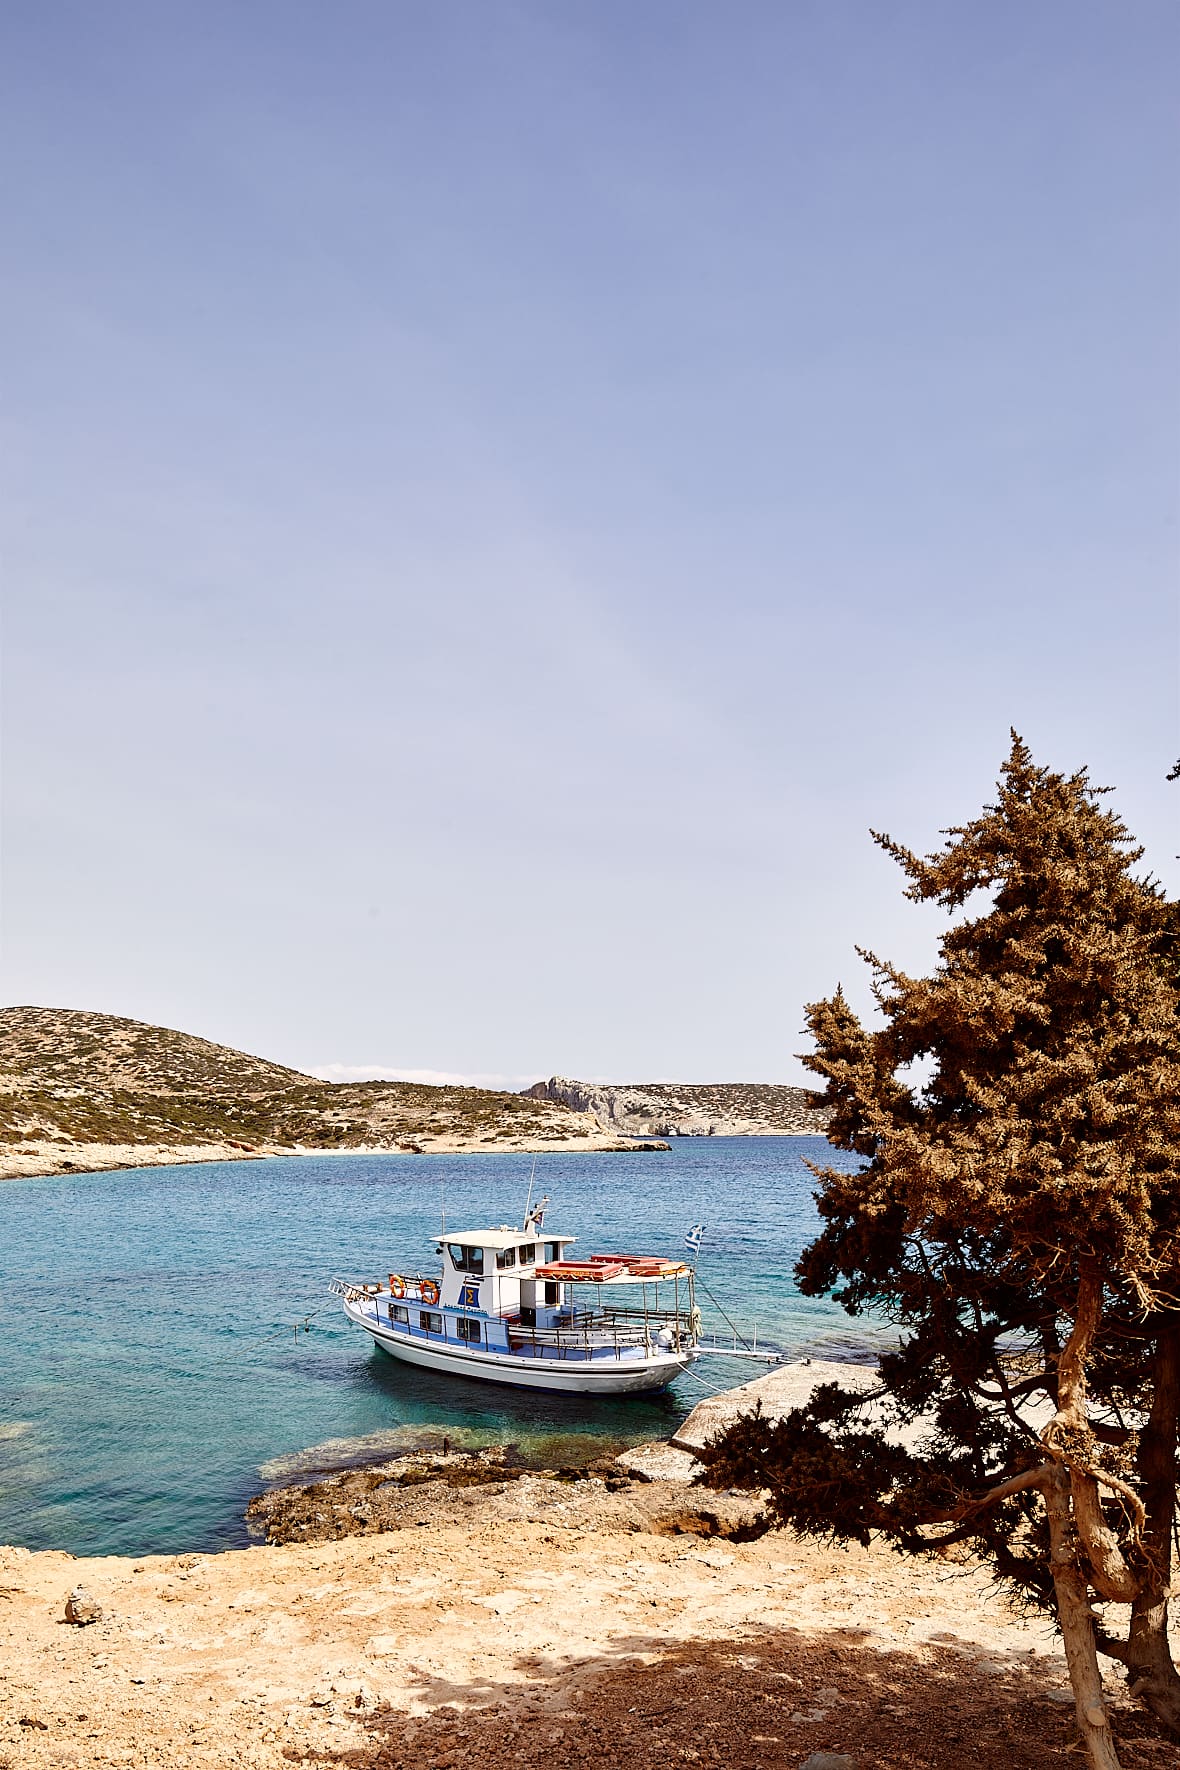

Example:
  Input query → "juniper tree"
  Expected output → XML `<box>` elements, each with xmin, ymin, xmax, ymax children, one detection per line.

<box><xmin>698</xmin><ymin>737</ymin><xmax>1180</xmax><ymax>1770</ymax></box>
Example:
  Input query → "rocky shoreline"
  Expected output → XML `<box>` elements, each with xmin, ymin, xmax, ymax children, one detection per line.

<box><xmin>1</xmin><ymin>1365</ymin><xmax>1172</xmax><ymax>1767</ymax></box>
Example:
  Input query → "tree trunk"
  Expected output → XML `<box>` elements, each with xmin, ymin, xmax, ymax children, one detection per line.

<box><xmin>1044</xmin><ymin>1459</ymin><xmax>1123</xmax><ymax>1770</ymax></box>
<box><xmin>1056</xmin><ymin>1267</ymin><xmax>1142</xmax><ymax>1602</ymax></box>
<box><xmin>1125</xmin><ymin>1317</ymin><xmax>1180</xmax><ymax>1737</ymax></box>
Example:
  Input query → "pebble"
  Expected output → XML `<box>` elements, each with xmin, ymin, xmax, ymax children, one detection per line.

<box><xmin>64</xmin><ymin>1586</ymin><xmax>103</xmax><ymax>1626</ymax></box>
<box><xmin>799</xmin><ymin>1756</ymin><xmax>857</xmax><ymax>1770</ymax></box>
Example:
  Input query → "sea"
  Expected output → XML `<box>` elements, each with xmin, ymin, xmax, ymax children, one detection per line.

<box><xmin>0</xmin><ymin>1136</ymin><xmax>883</xmax><ymax>1559</ymax></box>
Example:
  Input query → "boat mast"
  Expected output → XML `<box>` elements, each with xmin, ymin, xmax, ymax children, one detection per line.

<box><xmin>522</xmin><ymin>1152</ymin><xmax>538</xmax><ymax>1229</ymax></box>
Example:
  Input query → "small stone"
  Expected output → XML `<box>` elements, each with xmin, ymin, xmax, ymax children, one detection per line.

<box><xmin>308</xmin><ymin>1691</ymin><xmax>332</xmax><ymax>1707</ymax></box>
<box><xmin>799</xmin><ymin>1756</ymin><xmax>857</xmax><ymax>1770</ymax></box>
<box><xmin>65</xmin><ymin>1586</ymin><xmax>103</xmax><ymax>1625</ymax></box>
<box><xmin>1047</xmin><ymin>1690</ymin><xmax>1075</xmax><ymax>1705</ymax></box>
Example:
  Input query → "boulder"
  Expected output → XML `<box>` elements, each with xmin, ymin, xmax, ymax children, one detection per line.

<box><xmin>64</xmin><ymin>1586</ymin><xmax>103</xmax><ymax>1626</ymax></box>
<box><xmin>614</xmin><ymin>1442</ymin><xmax>702</xmax><ymax>1483</ymax></box>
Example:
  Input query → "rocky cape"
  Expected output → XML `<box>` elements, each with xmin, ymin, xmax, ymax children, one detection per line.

<box><xmin>0</xmin><ymin>1008</ymin><xmax>667</xmax><ymax>1181</ymax></box>
<box><xmin>523</xmin><ymin>1076</ymin><xmax>829</xmax><ymax>1138</ymax></box>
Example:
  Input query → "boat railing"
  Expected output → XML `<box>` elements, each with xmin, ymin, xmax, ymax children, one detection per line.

<box><xmin>507</xmin><ymin>1303</ymin><xmax>698</xmax><ymax>1357</ymax></box>
<box><xmin>330</xmin><ymin>1274</ymin><xmax>440</xmax><ymax>1307</ymax></box>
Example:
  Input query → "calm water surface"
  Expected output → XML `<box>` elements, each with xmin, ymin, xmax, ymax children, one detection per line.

<box><xmin>0</xmin><ymin>1138</ymin><xmax>879</xmax><ymax>1557</ymax></box>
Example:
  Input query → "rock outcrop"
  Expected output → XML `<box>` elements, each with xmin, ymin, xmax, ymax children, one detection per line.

<box><xmin>522</xmin><ymin>1077</ymin><xmax>829</xmax><ymax>1138</ymax></box>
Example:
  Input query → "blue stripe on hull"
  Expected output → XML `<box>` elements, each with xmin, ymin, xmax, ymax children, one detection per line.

<box><xmin>352</xmin><ymin>1312</ymin><xmax>694</xmax><ymax>1395</ymax></box>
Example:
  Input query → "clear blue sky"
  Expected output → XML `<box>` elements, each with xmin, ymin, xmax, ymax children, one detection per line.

<box><xmin>3</xmin><ymin>2</ymin><xmax>1177</xmax><ymax>1085</ymax></box>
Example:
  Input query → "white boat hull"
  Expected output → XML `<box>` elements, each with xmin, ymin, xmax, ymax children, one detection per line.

<box><xmin>348</xmin><ymin>1305</ymin><xmax>697</xmax><ymax>1395</ymax></box>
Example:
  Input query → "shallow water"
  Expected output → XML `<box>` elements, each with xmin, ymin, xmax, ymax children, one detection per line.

<box><xmin>0</xmin><ymin>1137</ymin><xmax>878</xmax><ymax>1557</ymax></box>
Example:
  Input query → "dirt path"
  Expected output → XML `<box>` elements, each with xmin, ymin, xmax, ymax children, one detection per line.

<box><xmin>1</xmin><ymin>1470</ymin><xmax>1173</xmax><ymax>1769</ymax></box>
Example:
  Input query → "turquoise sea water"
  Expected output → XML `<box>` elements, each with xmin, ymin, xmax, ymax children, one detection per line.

<box><xmin>0</xmin><ymin>1137</ymin><xmax>879</xmax><ymax>1558</ymax></box>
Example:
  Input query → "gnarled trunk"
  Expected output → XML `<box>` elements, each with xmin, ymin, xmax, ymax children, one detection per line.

<box><xmin>1043</xmin><ymin>1459</ymin><xmax>1124</xmax><ymax>1770</ymax></box>
<box><xmin>1125</xmin><ymin>1318</ymin><xmax>1180</xmax><ymax>1737</ymax></box>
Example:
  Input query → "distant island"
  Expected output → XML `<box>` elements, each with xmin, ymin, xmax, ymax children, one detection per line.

<box><xmin>523</xmin><ymin>1076</ymin><xmax>827</xmax><ymax>1138</ymax></box>
<box><xmin>0</xmin><ymin>1007</ymin><xmax>828</xmax><ymax>1181</ymax></box>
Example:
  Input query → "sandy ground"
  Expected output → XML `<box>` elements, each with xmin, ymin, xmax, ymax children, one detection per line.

<box><xmin>0</xmin><ymin>1134</ymin><xmax>661</xmax><ymax>1183</ymax></box>
<box><xmin>2</xmin><ymin>1464</ymin><xmax>1174</xmax><ymax>1770</ymax></box>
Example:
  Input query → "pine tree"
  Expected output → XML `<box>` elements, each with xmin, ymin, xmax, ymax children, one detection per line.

<box><xmin>698</xmin><ymin>737</ymin><xmax>1180</xmax><ymax>1770</ymax></box>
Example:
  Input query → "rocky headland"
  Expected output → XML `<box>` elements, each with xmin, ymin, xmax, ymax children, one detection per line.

<box><xmin>523</xmin><ymin>1077</ymin><xmax>829</xmax><ymax>1138</ymax></box>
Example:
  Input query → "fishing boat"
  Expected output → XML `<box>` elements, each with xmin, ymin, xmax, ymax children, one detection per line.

<box><xmin>331</xmin><ymin>1198</ymin><xmax>701</xmax><ymax>1394</ymax></box>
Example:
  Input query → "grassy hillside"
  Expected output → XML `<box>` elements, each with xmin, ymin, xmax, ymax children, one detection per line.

<box><xmin>0</xmin><ymin>1008</ymin><xmax>631</xmax><ymax>1157</ymax></box>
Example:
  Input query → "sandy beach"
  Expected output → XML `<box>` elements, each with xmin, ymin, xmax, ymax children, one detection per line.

<box><xmin>0</xmin><ymin>1132</ymin><xmax>662</xmax><ymax>1184</ymax></box>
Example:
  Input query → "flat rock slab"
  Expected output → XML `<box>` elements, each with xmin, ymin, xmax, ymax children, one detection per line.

<box><xmin>672</xmin><ymin>1360</ymin><xmax>878</xmax><ymax>1452</ymax></box>
<box><xmin>614</xmin><ymin>1441</ymin><xmax>703</xmax><ymax>1483</ymax></box>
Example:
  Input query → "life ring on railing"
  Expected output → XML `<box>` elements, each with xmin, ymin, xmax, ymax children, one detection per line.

<box><xmin>419</xmin><ymin>1278</ymin><xmax>440</xmax><ymax>1306</ymax></box>
<box><xmin>389</xmin><ymin>1273</ymin><xmax>406</xmax><ymax>1298</ymax></box>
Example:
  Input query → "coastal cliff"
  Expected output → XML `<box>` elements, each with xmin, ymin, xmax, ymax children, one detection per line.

<box><xmin>523</xmin><ymin>1076</ymin><xmax>828</xmax><ymax>1138</ymax></box>
<box><xmin>0</xmin><ymin>1008</ymin><xmax>666</xmax><ymax>1179</ymax></box>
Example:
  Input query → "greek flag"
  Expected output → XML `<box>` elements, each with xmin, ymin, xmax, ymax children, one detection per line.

<box><xmin>685</xmin><ymin>1223</ymin><xmax>706</xmax><ymax>1255</ymax></box>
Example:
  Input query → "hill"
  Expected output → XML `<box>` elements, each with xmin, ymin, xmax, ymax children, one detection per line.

<box><xmin>0</xmin><ymin>1005</ymin><xmax>313</xmax><ymax>1095</ymax></box>
<box><xmin>522</xmin><ymin>1076</ymin><xmax>828</xmax><ymax>1137</ymax></box>
<box><xmin>0</xmin><ymin>1008</ymin><xmax>661</xmax><ymax>1178</ymax></box>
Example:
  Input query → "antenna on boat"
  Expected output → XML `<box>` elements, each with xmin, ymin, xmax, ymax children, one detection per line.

<box><xmin>522</xmin><ymin>1151</ymin><xmax>537</xmax><ymax>1229</ymax></box>
<box><xmin>440</xmin><ymin>1175</ymin><xmax>447</xmax><ymax>1238</ymax></box>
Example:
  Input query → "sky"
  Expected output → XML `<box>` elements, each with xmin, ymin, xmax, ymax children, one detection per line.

<box><xmin>2</xmin><ymin>2</ymin><xmax>1178</xmax><ymax>1087</ymax></box>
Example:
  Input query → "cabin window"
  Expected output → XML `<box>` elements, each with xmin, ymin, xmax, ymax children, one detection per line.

<box><xmin>518</xmin><ymin>1243</ymin><xmax>536</xmax><ymax>1265</ymax></box>
<box><xmin>544</xmin><ymin>1282</ymin><xmax>559</xmax><ymax>1306</ymax></box>
<box><xmin>419</xmin><ymin>1311</ymin><xmax>442</xmax><ymax>1334</ymax></box>
<box><xmin>495</xmin><ymin>1247</ymin><xmax>516</xmax><ymax>1269</ymax></box>
<box><xmin>456</xmin><ymin>1317</ymin><xmax>481</xmax><ymax>1343</ymax></box>
<box><xmin>543</xmin><ymin>1242</ymin><xmax>561</xmax><ymax>1264</ymax></box>
<box><xmin>448</xmin><ymin>1244</ymin><xmax>484</xmax><ymax>1273</ymax></box>
<box><xmin>390</xmin><ymin>1305</ymin><xmax>409</xmax><ymax>1325</ymax></box>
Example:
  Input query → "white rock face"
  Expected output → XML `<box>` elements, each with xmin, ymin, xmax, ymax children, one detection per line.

<box><xmin>521</xmin><ymin>1077</ymin><xmax>828</xmax><ymax>1137</ymax></box>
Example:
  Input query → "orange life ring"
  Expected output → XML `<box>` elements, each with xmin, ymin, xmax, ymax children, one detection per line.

<box><xmin>419</xmin><ymin>1278</ymin><xmax>440</xmax><ymax>1306</ymax></box>
<box><xmin>389</xmin><ymin>1273</ymin><xmax>406</xmax><ymax>1298</ymax></box>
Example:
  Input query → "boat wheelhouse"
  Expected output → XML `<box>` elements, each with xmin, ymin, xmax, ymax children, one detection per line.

<box><xmin>332</xmin><ymin>1211</ymin><xmax>701</xmax><ymax>1394</ymax></box>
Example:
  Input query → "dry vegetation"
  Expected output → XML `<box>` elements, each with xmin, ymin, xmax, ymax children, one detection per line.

<box><xmin>0</xmin><ymin>1008</ymin><xmax>653</xmax><ymax>1176</ymax></box>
